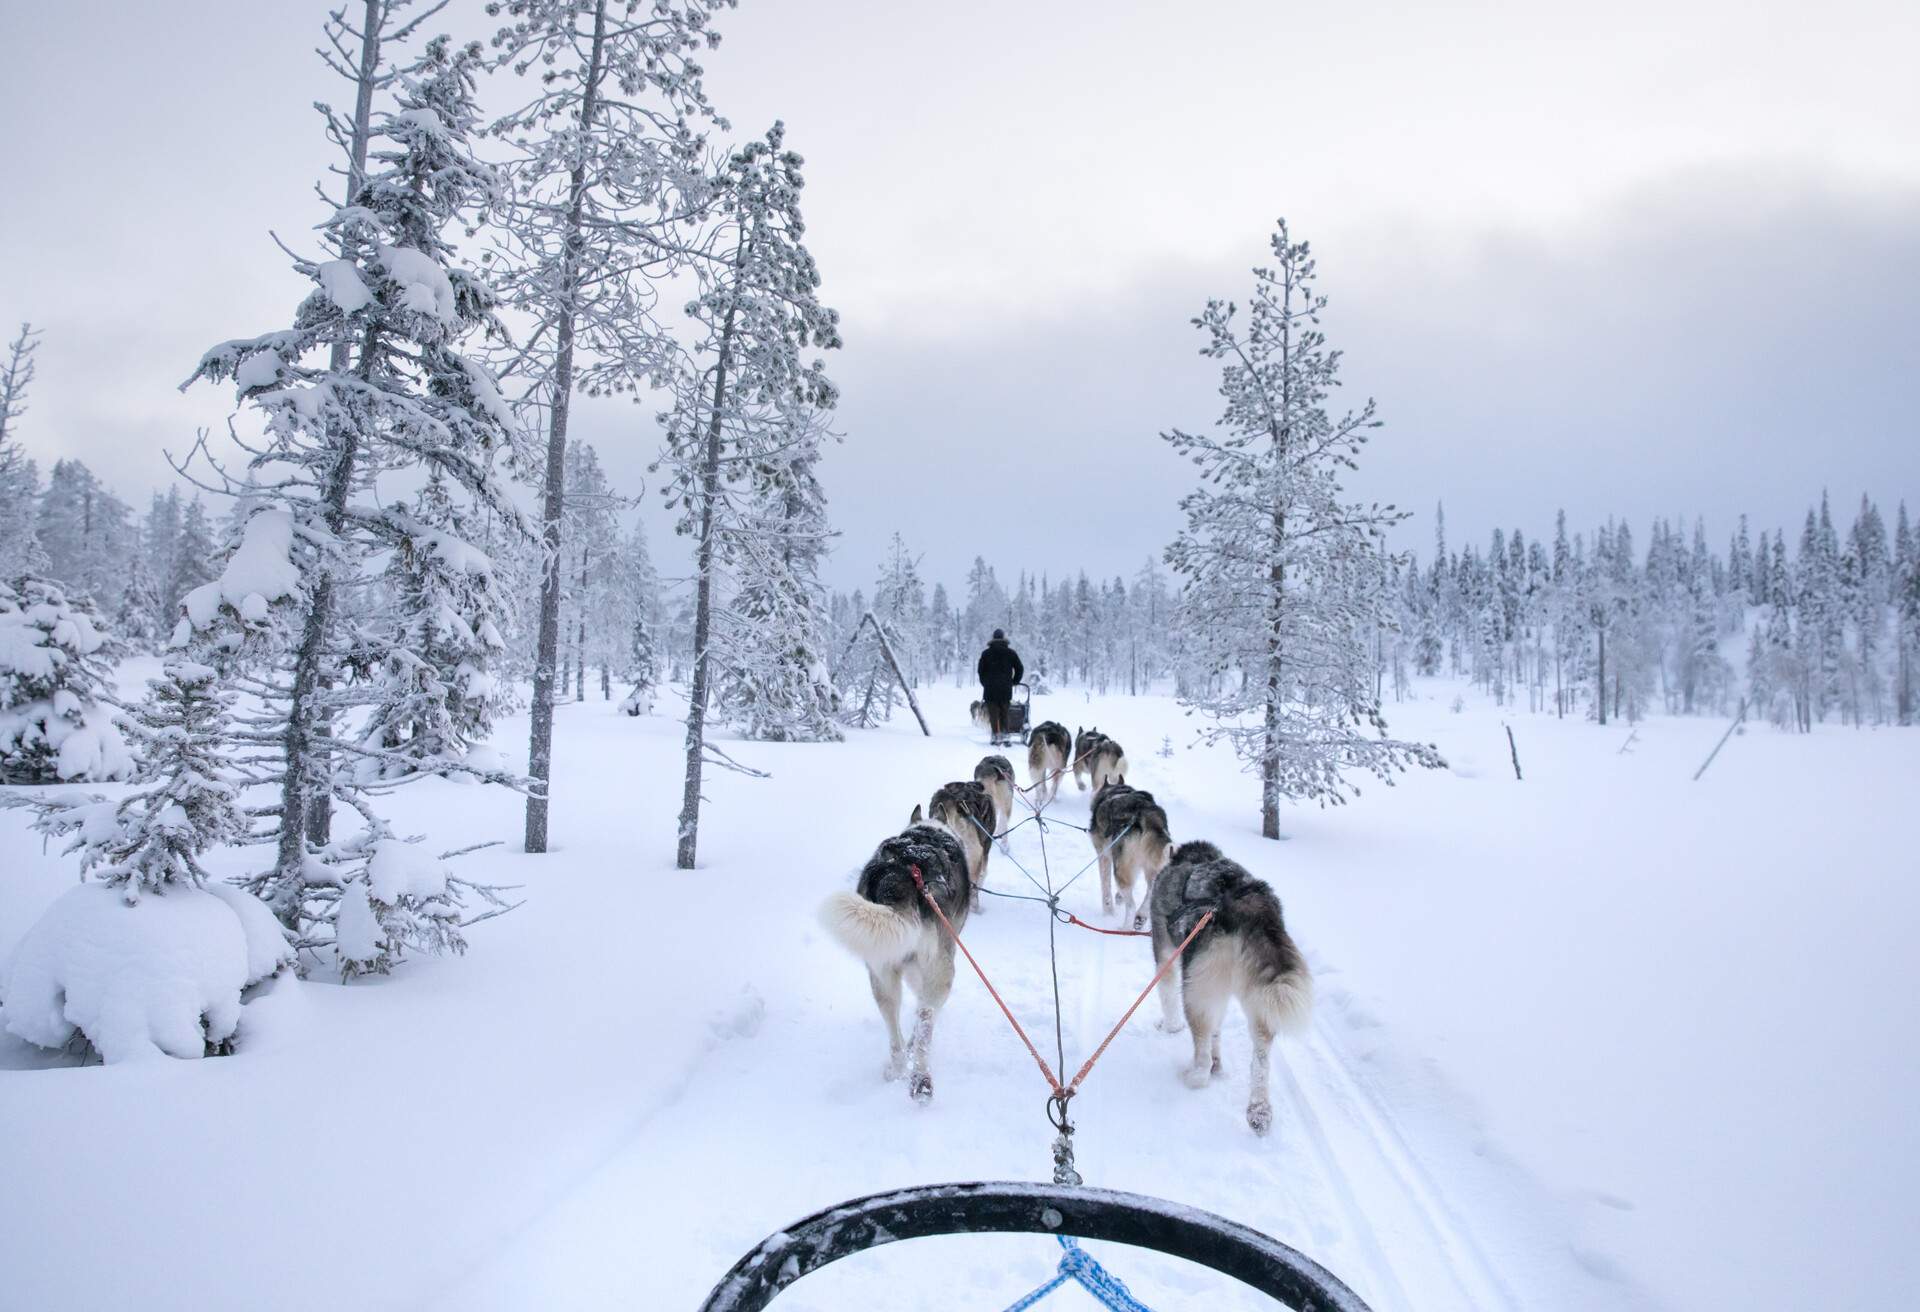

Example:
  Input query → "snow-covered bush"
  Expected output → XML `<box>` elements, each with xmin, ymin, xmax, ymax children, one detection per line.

<box><xmin>1</xmin><ymin>656</ymin><xmax>293</xmax><ymax>1062</ymax></box>
<box><xmin>327</xmin><ymin>830</ymin><xmax>512</xmax><ymax>979</ymax></box>
<box><xmin>0</xmin><ymin>575</ymin><xmax>132</xmax><ymax>783</ymax></box>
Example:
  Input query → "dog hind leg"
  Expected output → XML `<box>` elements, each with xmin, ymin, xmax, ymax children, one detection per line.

<box><xmin>869</xmin><ymin>964</ymin><xmax>907</xmax><ymax>1080</ymax></box>
<box><xmin>1246</xmin><ymin>1012</ymin><xmax>1276</xmax><ymax>1135</ymax></box>
<box><xmin>1180</xmin><ymin>946</ymin><xmax>1230</xmax><ymax>1088</ymax></box>
<box><xmin>906</xmin><ymin>946</ymin><xmax>956</xmax><ymax>1103</ymax></box>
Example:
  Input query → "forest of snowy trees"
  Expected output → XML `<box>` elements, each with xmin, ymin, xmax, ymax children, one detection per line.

<box><xmin>2</xmin><ymin>1</ymin><xmax>1915</xmax><ymax>1065</ymax></box>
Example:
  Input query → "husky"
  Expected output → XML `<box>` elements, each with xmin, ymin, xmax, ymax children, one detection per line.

<box><xmin>969</xmin><ymin>699</ymin><xmax>988</xmax><ymax>730</ymax></box>
<box><xmin>928</xmin><ymin>781</ymin><xmax>997</xmax><ymax>911</ymax></box>
<box><xmin>973</xmin><ymin>755</ymin><xmax>1015</xmax><ymax>839</ymax></box>
<box><xmin>819</xmin><ymin>817</ymin><xmax>973</xmax><ymax>1101</ymax></box>
<box><xmin>1149</xmin><ymin>840</ymin><xmax>1313</xmax><ymax>1136</ymax></box>
<box><xmin>1088</xmin><ymin>778</ymin><xmax>1172</xmax><ymax>929</ymax></box>
<box><xmin>1026</xmin><ymin>721</ymin><xmax>1071</xmax><ymax>808</ymax></box>
<box><xmin>1073</xmin><ymin>727</ymin><xmax>1127</xmax><ymax>792</ymax></box>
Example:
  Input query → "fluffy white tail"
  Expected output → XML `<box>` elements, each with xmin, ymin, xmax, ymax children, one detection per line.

<box><xmin>1251</xmin><ymin>966</ymin><xmax>1314</xmax><ymax>1035</ymax></box>
<box><xmin>819</xmin><ymin>891</ymin><xmax>919</xmax><ymax>968</ymax></box>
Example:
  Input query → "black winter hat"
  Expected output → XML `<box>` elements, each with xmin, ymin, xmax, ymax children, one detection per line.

<box><xmin>991</xmin><ymin>628</ymin><xmax>1006</xmax><ymax>641</ymax></box>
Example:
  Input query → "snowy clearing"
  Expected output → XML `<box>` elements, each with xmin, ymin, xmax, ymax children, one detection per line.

<box><xmin>3</xmin><ymin>674</ymin><xmax>1912</xmax><ymax>1310</ymax></box>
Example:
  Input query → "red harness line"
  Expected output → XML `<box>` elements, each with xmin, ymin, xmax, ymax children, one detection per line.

<box><xmin>908</xmin><ymin>863</ymin><xmax>1213</xmax><ymax>1102</ymax></box>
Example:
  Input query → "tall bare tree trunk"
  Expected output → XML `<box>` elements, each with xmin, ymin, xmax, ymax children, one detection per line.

<box><xmin>575</xmin><ymin>545</ymin><xmax>588</xmax><ymax>701</ymax></box>
<box><xmin>1595</xmin><ymin>625</ymin><xmax>1608</xmax><ymax>726</ymax></box>
<box><xmin>524</xmin><ymin>0</ymin><xmax>609</xmax><ymax>854</ymax></box>
<box><xmin>676</xmin><ymin>291</ymin><xmax>741</xmax><ymax>870</ymax></box>
<box><xmin>308</xmin><ymin>0</ymin><xmax>387</xmax><ymax>850</ymax></box>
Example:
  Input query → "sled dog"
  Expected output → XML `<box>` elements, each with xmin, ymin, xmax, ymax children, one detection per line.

<box><xmin>1026</xmin><ymin>721</ymin><xmax>1071</xmax><ymax>808</ymax></box>
<box><xmin>1073</xmin><ymin>727</ymin><xmax>1127</xmax><ymax>792</ymax></box>
<box><xmin>1088</xmin><ymin>778</ymin><xmax>1172</xmax><ymax>929</ymax></box>
<box><xmin>927</xmin><ymin>780</ymin><xmax>997</xmax><ymax>909</ymax></box>
<box><xmin>818</xmin><ymin>817</ymin><xmax>973</xmax><ymax>1101</ymax></box>
<box><xmin>1149</xmin><ymin>840</ymin><xmax>1313</xmax><ymax>1136</ymax></box>
<box><xmin>973</xmin><ymin>755</ymin><xmax>1016</xmax><ymax>838</ymax></box>
<box><xmin>969</xmin><ymin>699</ymin><xmax>988</xmax><ymax>729</ymax></box>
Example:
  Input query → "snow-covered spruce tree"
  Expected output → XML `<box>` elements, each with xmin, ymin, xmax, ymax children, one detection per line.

<box><xmin>487</xmin><ymin>0</ymin><xmax>729</xmax><ymax>854</ymax></box>
<box><xmin>356</xmin><ymin>472</ymin><xmax>515</xmax><ymax>774</ymax></box>
<box><xmin>36</xmin><ymin>459</ymin><xmax>136</xmax><ymax>605</ymax></box>
<box><xmin>115</xmin><ymin>553</ymin><xmax>164</xmax><ymax>652</ymax></box>
<box><xmin>557</xmin><ymin>441</ymin><xmax>625</xmax><ymax>701</ymax></box>
<box><xmin>658</xmin><ymin>121</ymin><xmax>840</xmax><ymax>869</ymax></box>
<box><xmin>712</xmin><ymin>433</ymin><xmax>842</xmax><ymax>742</ymax></box>
<box><xmin>612</xmin><ymin>519</ymin><xmax>662</xmax><ymax>713</ymax></box>
<box><xmin>0</xmin><ymin>576</ymin><xmax>133</xmax><ymax>784</ymax></box>
<box><xmin>181</xmin><ymin>38</ymin><xmax>526</xmax><ymax>976</ymax></box>
<box><xmin>0</xmin><ymin>355</ymin><xmax>50</xmax><ymax>584</ymax></box>
<box><xmin>1162</xmin><ymin>221</ymin><xmax>1442</xmax><ymax>839</ymax></box>
<box><xmin>1896</xmin><ymin>502</ymin><xmax>1918</xmax><ymax>726</ymax></box>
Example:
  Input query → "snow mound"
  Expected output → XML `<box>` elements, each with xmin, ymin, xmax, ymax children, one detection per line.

<box><xmin>0</xmin><ymin>701</ymin><xmax>134</xmax><ymax>782</ymax></box>
<box><xmin>1</xmin><ymin>884</ymin><xmax>249</xmax><ymax>1062</ymax></box>
<box><xmin>206</xmin><ymin>884</ymin><xmax>297</xmax><ymax>986</ymax></box>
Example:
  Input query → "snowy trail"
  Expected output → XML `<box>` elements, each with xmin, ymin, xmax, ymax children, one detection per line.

<box><xmin>442</xmin><ymin>733</ymin><xmax>1523</xmax><ymax>1311</ymax></box>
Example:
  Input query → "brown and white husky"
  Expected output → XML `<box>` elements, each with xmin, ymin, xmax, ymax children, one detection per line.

<box><xmin>1149</xmin><ymin>840</ymin><xmax>1313</xmax><ymax>1136</ymax></box>
<box><xmin>819</xmin><ymin>816</ymin><xmax>974</xmax><ymax>1102</ymax></box>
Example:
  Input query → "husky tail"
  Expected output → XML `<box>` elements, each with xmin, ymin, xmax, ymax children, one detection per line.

<box><xmin>1248</xmin><ymin>953</ymin><xmax>1314</xmax><ymax>1035</ymax></box>
<box><xmin>819</xmin><ymin>891</ymin><xmax>920</xmax><ymax>968</ymax></box>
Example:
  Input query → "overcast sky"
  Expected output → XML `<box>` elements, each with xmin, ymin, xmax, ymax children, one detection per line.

<box><xmin>3</xmin><ymin>0</ymin><xmax>1916</xmax><ymax>594</ymax></box>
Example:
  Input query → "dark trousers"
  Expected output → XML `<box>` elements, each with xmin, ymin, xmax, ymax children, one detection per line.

<box><xmin>984</xmin><ymin>698</ymin><xmax>1011</xmax><ymax>737</ymax></box>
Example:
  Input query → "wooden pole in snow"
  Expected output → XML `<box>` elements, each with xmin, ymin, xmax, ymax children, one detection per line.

<box><xmin>1692</xmin><ymin>698</ymin><xmax>1747</xmax><ymax>782</ymax></box>
<box><xmin>1503</xmin><ymin>723</ymin><xmax>1522</xmax><ymax>780</ymax></box>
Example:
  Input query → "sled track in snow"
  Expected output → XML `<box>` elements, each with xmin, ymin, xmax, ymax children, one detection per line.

<box><xmin>1280</xmin><ymin>1016</ymin><xmax>1521</xmax><ymax>1312</ymax></box>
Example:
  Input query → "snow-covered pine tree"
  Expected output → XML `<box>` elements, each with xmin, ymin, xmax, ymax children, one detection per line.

<box><xmin>611</xmin><ymin>519</ymin><xmax>662</xmax><ymax>713</ymax></box>
<box><xmin>181</xmin><ymin>37</ymin><xmax>526</xmax><ymax>975</ymax></box>
<box><xmin>357</xmin><ymin>472</ymin><xmax>515</xmax><ymax>773</ymax></box>
<box><xmin>165</xmin><ymin>494</ymin><xmax>217</xmax><ymax>639</ymax></box>
<box><xmin>0</xmin><ymin>576</ymin><xmax>133</xmax><ymax>783</ymax></box>
<box><xmin>0</xmin><ymin>321</ymin><xmax>40</xmax><ymax>448</ymax></box>
<box><xmin>557</xmin><ymin>441</ymin><xmax>624</xmax><ymax>701</ymax></box>
<box><xmin>36</xmin><ymin>459</ymin><xmax>136</xmax><ymax>605</ymax></box>
<box><xmin>487</xmin><ymin>0</ymin><xmax>728</xmax><ymax>854</ymax></box>
<box><xmin>115</xmin><ymin>553</ymin><xmax>164</xmax><ymax>652</ymax></box>
<box><xmin>1894</xmin><ymin>502</ymin><xmax>1917</xmax><ymax>726</ymax></box>
<box><xmin>1163</xmin><ymin>221</ymin><xmax>1443</xmax><ymax>838</ymax></box>
<box><xmin>713</xmin><ymin>433</ymin><xmax>843</xmax><ymax>742</ymax></box>
<box><xmin>658</xmin><ymin>120</ymin><xmax>841</xmax><ymax>869</ymax></box>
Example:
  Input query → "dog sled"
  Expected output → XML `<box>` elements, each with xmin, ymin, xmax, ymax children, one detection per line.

<box><xmin>1002</xmin><ymin>682</ymin><xmax>1032</xmax><ymax>746</ymax></box>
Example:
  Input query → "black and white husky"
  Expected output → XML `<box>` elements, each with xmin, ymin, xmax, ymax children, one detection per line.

<box><xmin>928</xmin><ymin>780</ymin><xmax>997</xmax><ymax>910</ymax></box>
<box><xmin>1149</xmin><ymin>840</ymin><xmax>1313</xmax><ymax>1135</ymax></box>
<box><xmin>819</xmin><ymin>817</ymin><xmax>974</xmax><ymax>1102</ymax></box>
<box><xmin>1026</xmin><ymin>721</ymin><xmax>1072</xmax><ymax>808</ymax></box>
<box><xmin>1088</xmin><ymin>778</ymin><xmax>1172</xmax><ymax>929</ymax></box>
<box><xmin>973</xmin><ymin>755</ymin><xmax>1015</xmax><ymax>838</ymax></box>
<box><xmin>1073</xmin><ymin>727</ymin><xmax>1127</xmax><ymax>792</ymax></box>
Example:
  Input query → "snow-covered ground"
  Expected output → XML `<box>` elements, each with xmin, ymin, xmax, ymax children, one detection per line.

<box><xmin>3</xmin><ymin>670</ymin><xmax>1915</xmax><ymax>1311</ymax></box>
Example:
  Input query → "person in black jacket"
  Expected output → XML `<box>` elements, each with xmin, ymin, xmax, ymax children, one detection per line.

<box><xmin>976</xmin><ymin>629</ymin><xmax>1024</xmax><ymax>744</ymax></box>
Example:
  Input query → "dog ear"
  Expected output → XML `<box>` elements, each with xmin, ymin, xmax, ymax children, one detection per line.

<box><xmin>910</xmin><ymin>803</ymin><xmax>924</xmax><ymax>825</ymax></box>
<box><xmin>1115</xmin><ymin>774</ymin><xmax>1125</xmax><ymax>787</ymax></box>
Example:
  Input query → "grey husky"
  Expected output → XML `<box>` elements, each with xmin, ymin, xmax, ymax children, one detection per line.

<box><xmin>1073</xmin><ymin>727</ymin><xmax>1127</xmax><ymax>792</ymax></box>
<box><xmin>818</xmin><ymin>817</ymin><xmax>973</xmax><ymax>1101</ymax></box>
<box><xmin>928</xmin><ymin>780</ymin><xmax>997</xmax><ymax>911</ymax></box>
<box><xmin>973</xmin><ymin>755</ymin><xmax>1016</xmax><ymax>838</ymax></box>
<box><xmin>1026</xmin><ymin>721</ymin><xmax>1071</xmax><ymax>808</ymax></box>
<box><xmin>1087</xmin><ymin>778</ymin><xmax>1172</xmax><ymax>929</ymax></box>
<box><xmin>1149</xmin><ymin>840</ymin><xmax>1313</xmax><ymax>1135</ymax></box>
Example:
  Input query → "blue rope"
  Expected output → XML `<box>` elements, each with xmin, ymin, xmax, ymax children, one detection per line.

<box><xmin>1000</xmin><ymin>1237</ymin><xmax>1155</xmax><ymax>1312</ymax></box>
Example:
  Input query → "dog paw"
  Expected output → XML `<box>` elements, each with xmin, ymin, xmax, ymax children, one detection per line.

<box><xmin>1155</xmin><ymin>1016</ymin><xmax>1186</xmax><ymax>1034</ymax></box>
<box><xmin>1181</xmin><ymin>1066</ymin><xmax>1212</xmax><ymax>1090</ymax></box>
<box><xmin>883</xmin><ymin>1055</ymin><xmax>906</xmax><ymax>1081</ymax></box>
<box><xmin>1130</xmin><ymin>911</ymin><xmax>1148</xmax><ymax>932</ymax></box>
<box><xmin>1210</xmin><ymin>1056</ymin><xmax>1224</xmax><ymax>1076</ymax></box>
<box><xmin>909</xmin><ymin>1072</ymin><xmax>933</xmax><ymax>1102</ymax></box>
<box><xmin>1247</xmin><ymin>1100</ymin><xmax>1272</xmax><ymax>1136</ymax></box>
